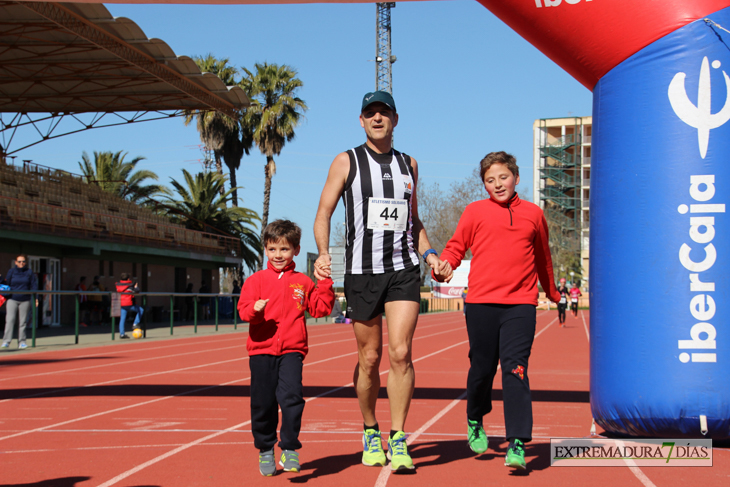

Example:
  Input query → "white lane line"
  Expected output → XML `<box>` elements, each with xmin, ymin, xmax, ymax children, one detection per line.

<box><xmin>97</xmin><ymin>331</ymin><xmax>470</xmax><ymax>486</ymax></box>
<box><xmin>0</xmin><ymin>356</ymin><xmax>248</xmax><ymax>404</ymax></box>
<box><xmin>615</xmin><ymin>440</ymin><xmax>658</xmax><ymax>487</ymax></box>
<box><xmin>96</xmin><ymin>418</ymin><xmax>254</xmax><ymax>487</ymax></box>
<box><xmin>535</xmin><ymin>316</ymin><xmax>558</xmax><ymax>339</ymax></box>
<box><xmin>580</xmin><ymin>310</ymin><xmax>590</xmax><ymax>343</ymax></box>
<box><xmin>375</xmin><ymin>392</ymin><xmax>468</xmax><ymax>487</ymax></box>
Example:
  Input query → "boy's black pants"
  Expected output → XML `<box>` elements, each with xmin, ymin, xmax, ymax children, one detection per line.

<box><xmin>249</xmin><ymin>352</ymin><xmax>304</xmax><ymax>451</ymax></box>
<box><xmin>465</xmin><ymin>303</ymin><xmax>536</xmax><ymax>443</ymax></box>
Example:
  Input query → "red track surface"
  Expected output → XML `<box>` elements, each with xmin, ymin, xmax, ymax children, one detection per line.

<box><xmin>1</xmin><ymin>310</ymin><xmax>727</xmax><ymax>486</ymax></box>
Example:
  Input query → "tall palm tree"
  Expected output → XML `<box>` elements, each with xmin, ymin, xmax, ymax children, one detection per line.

<box><xmin>78</xmin><ymin>150</ymin><xmax>167</xmax><ymax>202</ymax></box>
<box><xmin>183</xmin><ymin>54</ymin><xmax>250</xmax><ymax>202</ymax></box>
<box><xmin>242</xmin><ymin>62</ymin><xmax>307</xmax><ymax>269</ymax></box>
<box><xmin>162</xmin><ymin>169</ymin><xmax>261</xmax><ymax>270</ymax></box>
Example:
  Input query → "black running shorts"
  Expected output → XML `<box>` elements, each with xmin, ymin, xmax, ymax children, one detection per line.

<box><xmin>344</xmin><ymin>265</ymin><xmax>421</xmax><ymax>321</ymax></box>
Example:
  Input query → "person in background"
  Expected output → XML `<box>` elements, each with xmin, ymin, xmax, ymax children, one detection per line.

<box><xmin>199</xmin><ymin>280</ymin><xmax>211</xmax><ymax>320</ymax></box>
<box><xmin>557</xmin><ymin>278</ymin><xmax>569</xmax><ymax>327</ymax></box>
<box><xmin>115</xmin><ymin>273</ymin><xmax>143</xmax><ymax>339</ymax></box>
<box><xmin>570</xmin><ymin>282</ymin><xmax>582</xmax><ymax>318</ymax></box>
<box><xmin>75</xmin><ymin>276</ymin><xmax>90</xmax><ymax>327</ymax></box>
<box><xmin>2</xmin><ymin>255</ymin><xmax>38</xmax><ymax>350</ymax></box>
<box><xmin>87</xmin><ymin>276</ymin><xmax>104</xmax><ymax>326</ymax></box>
<box><xmin>184</xmin><ymin>282</ymin><xmax>194</xmax><ymax>321</ymax></box>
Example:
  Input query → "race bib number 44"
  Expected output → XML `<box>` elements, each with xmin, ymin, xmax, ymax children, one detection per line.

<box><xmin>367</xmin><ymin>198</ymin><xmax>408</xmax><ymax>231</ymax></box>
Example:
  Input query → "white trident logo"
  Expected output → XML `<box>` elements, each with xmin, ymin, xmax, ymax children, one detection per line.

<box><xmin>669</xmin><ymin>56</ymin><xmax>730</xmax><ymax>159</ymax></box>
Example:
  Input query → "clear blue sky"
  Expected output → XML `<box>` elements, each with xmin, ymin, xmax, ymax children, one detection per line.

<box><xmin>11</xmin><ymin>1</ymin><xmax>592</xmax><ymax>273</ymax></box>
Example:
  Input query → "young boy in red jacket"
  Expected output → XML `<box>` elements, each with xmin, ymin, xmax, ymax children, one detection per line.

<box><xmin>434</xmin><ymin>152</ymin><xmax>561</xmax><ymax>470</ymax></box>
<box><xmin>238</xmin><ymin>220</ymin><xmax>334</xmax><ymax>477</ymax></box>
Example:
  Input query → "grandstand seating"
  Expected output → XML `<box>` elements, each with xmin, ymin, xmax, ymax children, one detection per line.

<box><xmin>0</xmin><ymin>162</ymin><xmax>239</xmax><ymax>257</ymax></box>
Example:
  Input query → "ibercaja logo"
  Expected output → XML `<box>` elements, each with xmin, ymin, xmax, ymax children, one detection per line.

<box><xmin>550</xmin><ymin>438</ymin><xmax>712</xmax><ymax>467</ymax></box>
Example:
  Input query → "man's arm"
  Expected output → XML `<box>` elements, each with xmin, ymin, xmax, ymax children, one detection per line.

<box><xmin>410</xmin><ymin>157</ymin><xmax>452</xmax><ymax>281</ymax></box>
<box><xmin>313</xmin><ymin>152</ymin><xmax>350</xmax><ymax>279</ymax></box>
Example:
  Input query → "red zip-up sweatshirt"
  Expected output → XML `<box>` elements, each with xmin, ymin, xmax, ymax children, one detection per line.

<box><xmin>438</xmin><ymin>194</ymin><xmax>561</xmax><ymax>305</ymax></box>
<box><xmin>238</xmin><ymin>261</ymin><xmax>334</xmax><ymax>357</ymax></box>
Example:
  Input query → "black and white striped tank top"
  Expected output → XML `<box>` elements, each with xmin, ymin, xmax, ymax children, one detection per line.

<box><xmin>342</xmin><ymin>144</ymin><xmax>420</xmax><ymax>275</ymax></box>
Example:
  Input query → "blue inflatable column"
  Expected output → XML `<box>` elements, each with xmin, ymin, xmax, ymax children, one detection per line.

<box><xmin>590</xmin><ymin>8</ymin><xmax>730</xmax><ymax>438</ymax></box>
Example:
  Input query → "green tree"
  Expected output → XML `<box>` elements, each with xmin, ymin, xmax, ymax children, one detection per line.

<box><xmin>78</xmin><ymin>150</ymin><xmax>167</xmax><ymax>203</ymax></box>
<box><xmin>162</xmin><ymin>170</ymin><xmax>261</xmax><ymax>270</ymax></box>
<box><xmin>242</xmin><ymin>63</ymin><xmax>307</xmax><ymax>269</ymax></box>
<box><xmin>184</xmin><ymin>54</ymin><xmax>253</xmax><ymax>205</ymax></box>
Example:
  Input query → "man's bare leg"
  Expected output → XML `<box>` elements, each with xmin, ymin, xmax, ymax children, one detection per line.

<box><xmin>383</xmin><ymin>300</ymin><xmax>419</xmax><ymax>432</ymax></box>
<box><xmin>353</xmin><ymin>316</ymin><xmax>383</xmax><ymax>426</ymax></box>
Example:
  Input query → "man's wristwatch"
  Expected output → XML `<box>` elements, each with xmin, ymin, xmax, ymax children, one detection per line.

<box><xmin>422</xmin><ymin>249</ymin><xmax>438</xmax><ymax>262</ymax></box>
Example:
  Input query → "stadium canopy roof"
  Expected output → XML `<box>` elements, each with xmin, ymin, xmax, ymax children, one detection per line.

<box><xmin>0</xmin><ymin>1</ymin><xmax>250</xmax><ymax>116</ymax></box>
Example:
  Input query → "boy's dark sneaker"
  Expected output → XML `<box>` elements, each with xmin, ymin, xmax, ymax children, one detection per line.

<box><xmin>467</xmin><ymin>419</ymin><xmax>488</xmax><ymax>454</ymax></box>
<box><xmin>279</xmin><ymin>450</ymin><xmax>300</xmax><ymax>473</ymax></box>
<box><xmin>505</xmin><ymin>439</ymin><xmax>526</xmax><ymax>470</ymax></box>
<box><xmin>119</xmin><ymin>334</ymin><xmax>129</xmax><ymax>339</ymax></box>
<box><xmin>259</xmin><ymin>449</ymin><xmax>276</xmax><ymax>476</ymax></box>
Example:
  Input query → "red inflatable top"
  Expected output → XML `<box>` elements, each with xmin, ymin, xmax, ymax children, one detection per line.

<box><xmin>478</xmin><ymin>0</ymin><xmax>730</xmax><ymax>90</ymax></box>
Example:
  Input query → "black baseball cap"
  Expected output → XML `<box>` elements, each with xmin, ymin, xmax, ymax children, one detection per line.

<box><xmin>361</xmin><ymin>91</ymin><xmax>397</xmax><ymax>113</ymax></box>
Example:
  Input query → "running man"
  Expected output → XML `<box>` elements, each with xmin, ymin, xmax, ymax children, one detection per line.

<box><xmin>313</xmin><ymin>91</ymin><xmax>449</xmax><ymax>471</ymax></box>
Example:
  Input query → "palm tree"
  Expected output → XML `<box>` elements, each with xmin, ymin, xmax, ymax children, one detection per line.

<box><xmin>78</xmin><ymin>150</ymin><xmax>167</xmax><ymax>202</ymax></box>
<box><xmin>162</xmin><ymin>169</ymin><xmax>261</xmax><ymax>270</ymax></box>
<box><xmin>183</xmin><ymin>54</ymin><xmax>251</xmax><ymax>202</ymax></box>
<box><xmin>242</xmin><ymin>62</ymin><xmax>307</xmax><ymax>269</ymax></box>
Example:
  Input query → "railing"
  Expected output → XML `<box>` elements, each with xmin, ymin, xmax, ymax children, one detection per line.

<box><xmin>0</xmin><ymin>195</ymin><xmax>240</xmax><ymax>257</ymax></box>
<box><xmin>4</xmin><ymin>290</ymin><xmax>243</xmax><ymax>348</ymax></box>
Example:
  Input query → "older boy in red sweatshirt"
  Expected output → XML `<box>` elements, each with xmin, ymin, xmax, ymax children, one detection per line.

<box><xmin>238</xmin><ymin>220</ymin><xmax>334</xmax><ymax>477</ymax></box>
<box><xmin>435</xmin><ymin>152</ymin><xmax>561</xmax><ymax>470</ymax></box>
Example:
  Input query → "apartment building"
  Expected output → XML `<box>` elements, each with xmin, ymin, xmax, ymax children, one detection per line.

<box><xmin>532</xmin><ymin>117</ymin><xmax>592</xmax><ymax>290</ymax></box>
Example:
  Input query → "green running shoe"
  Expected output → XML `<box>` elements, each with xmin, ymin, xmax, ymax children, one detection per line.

<box><xmin>279</xmin><ymin>450</ymin><xmax>300</xmax><ymax>473</ymax></box>
<box><xmin>362</xmin><ymin>428</ymin><xmax>386</xmax><ymax>466</ymax></box>
<box><xmin>259</xmin><ymin>449</ymin><xmax>276</xmax><ymax>477</ymax></box>
<box><xmin>504</xmin><ymin>439</ymin><xmax>526</xmax><ymax>470</ymax></box>
<box><xmin>387</xmin><ymin>431</ymin><xmax>415</xmax><ymax>471</ymax></box>
<box><xmin>467</xmin><ymin>419</ymin><xmax>488</xmax><ymax>454</ymax></box>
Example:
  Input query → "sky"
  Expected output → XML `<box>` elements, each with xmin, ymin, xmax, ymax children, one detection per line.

<box><xmin>5</xmin><ymin>0</ymin><xmax>593</xmax><ymax>273</ymax></box>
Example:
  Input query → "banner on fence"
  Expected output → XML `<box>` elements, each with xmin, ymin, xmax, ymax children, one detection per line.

<box><xmin>111</xmin><ymin>293</ymin><xmax>121</xmax><ymax>318</ymax></box>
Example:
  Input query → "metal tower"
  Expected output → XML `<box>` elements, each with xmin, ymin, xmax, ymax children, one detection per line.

<box><xmin>376</xmin><ymin>3</ymin><xmax>396</xmax><ymax>93</ymax></box>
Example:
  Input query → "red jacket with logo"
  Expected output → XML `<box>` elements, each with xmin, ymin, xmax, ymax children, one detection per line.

<box><xmin>238</xmin><ymin>261</ymin><xmax>334</xmax><ymax>357</ymax></box>
<box><xmin>437</xmin><ymin>194</ymin><xmax>561</xmax><ymax>305</ymax></box>
<box><xmin>115</xmin><ymin>279</ymin><xmax>136</xmax><ymax>307</ymax></box>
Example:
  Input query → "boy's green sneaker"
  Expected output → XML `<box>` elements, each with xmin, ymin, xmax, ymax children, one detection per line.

<box><xmin>504</xmin><ymin>439</ymin><xmax>526</xmax><ymax>470</ymax></box>
<box><xmin>259</xmin><ymin>449</ymin><xmax>276</xmax><ymax>476</ymax></box>
<box><xmin>387</xmin><ymin>431</ymin><xmax>415</xmax><ymax>471</ymax></box>
<box><xmin>279</xmin><ymin>450</ymin><xmax>300</xmax><ymax>473</ymax></box>
<box><xmin>467</xmin><ymin>419</ymin><xmax>488</xmax><ymax>454</ymax></box>
<box><xmin>362</xmin><ymin>428</ymin><xmax>387</xmax><ymax>466</ymax></box>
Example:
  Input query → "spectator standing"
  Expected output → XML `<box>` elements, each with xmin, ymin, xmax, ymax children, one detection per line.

<box><xmin>199</xmin><ymin>281</ymin><xmax>210</xmax><ymax>320</ymax></box>
<box><xmin>2</xmin><ymin>255</ymin><xmax>38</xmax><ymax>349</ymax></box>
<box><xmin>87</xmin><ymin>276</ymin><xmax>104</xmax><ymax>326</ymax></box>
<box><xmin>115</xmin><ymin>273</ymin><xmax>143</xmax><ymax>339</ymax></box>
<box><xmin>184</xmin><ymin>282</ymin><xmax>194</xmax><ymax>321</ymax></box>
<box><xmin>75</xmin><ymin>276</ymin><xmax>90</xmax><ymax>327</ymax></box>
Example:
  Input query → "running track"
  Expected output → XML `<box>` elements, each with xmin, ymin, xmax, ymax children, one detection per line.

<box><xmin>1</xmin><ymin>311</ymin><xmax>727</xmax><ymax>486</ymax></box>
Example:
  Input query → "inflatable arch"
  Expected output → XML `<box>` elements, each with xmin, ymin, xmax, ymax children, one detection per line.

<box><xmin>14</xmin><ymin>0</ymin><xmax>730</xmax><ymax>438</ymax></box>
